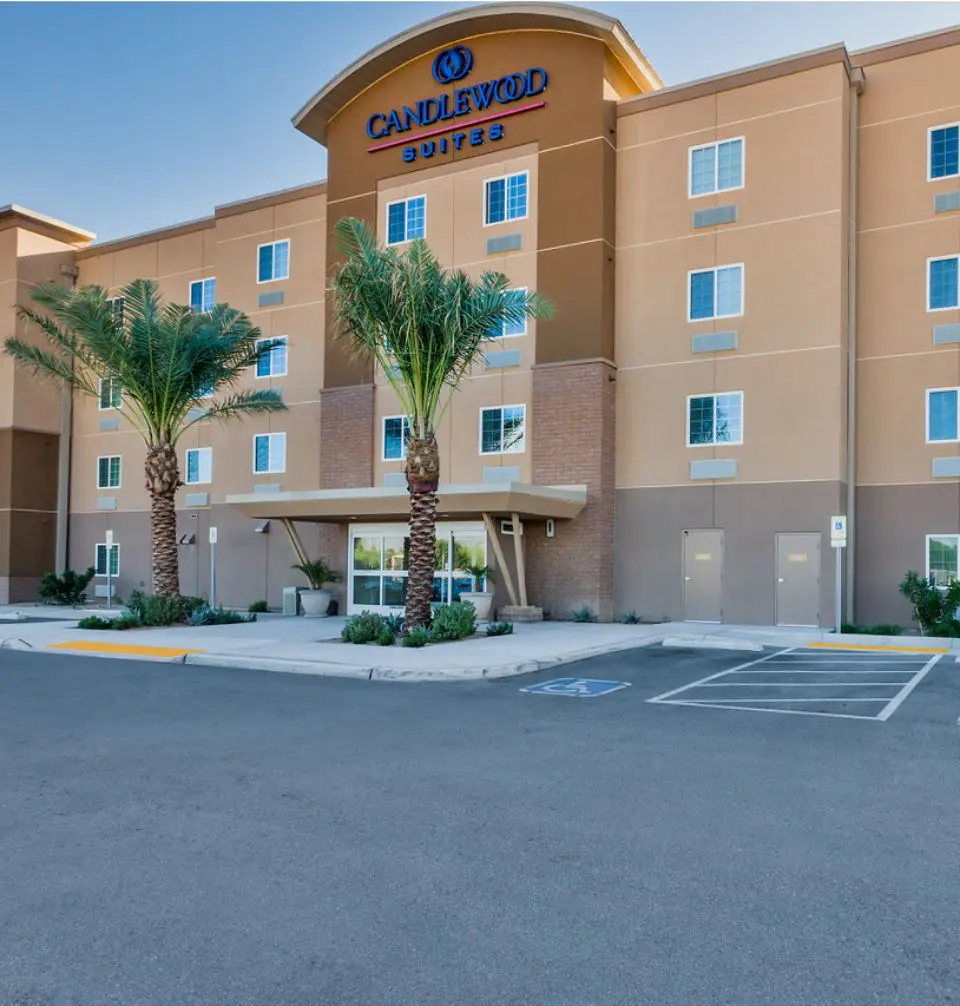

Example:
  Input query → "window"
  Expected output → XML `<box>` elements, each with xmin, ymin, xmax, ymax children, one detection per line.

<box><xmin>927</xmin><ymin>388</ymin><xmax>960</xmax><ymax>442</ymax></box>
<box><xmin>97</xmin><ymin>455</ymin><xmax>121</xmax><ymax>489</ymax></box>
<box><xmin>480</xmin><ymin>405</ymin><xmax>525</xmax><ymax>455</ymax></box>
<box><xmin>386</xmin><ymin>196</ymin><xmax>426</xmax><ymax>245</ymax></box>
<box><xmin>257</xmin><ymin>240</ymin><xmax>290</xmax><ymax>283</ymax></box>
<box><xmin>929</xmin><ymin>125</ymin><xmax>959</xmax><ymax>180</ymax></box>
<box><xmin>487</xmin><ymin>288</ymin><xmax>528</xmax><ymax>339</ymax></box>
<box><xmin>484</xmin><ymin>172</ymin><xmax>529</xmax><ymax>225</ymax></box>
<box><xmin>383</xmin><ymin>416</ymin><xmax>410</xmax><ymax>461</ymax></box>
<box><xmin>689</xmin><ymin>264</ymin><xmax>744</xmax><ymax>321</ymax></box>
<box><xmin>689</xmin><ymin>138</ymin><xmax>744</xmax><ymax>197</ymax></box>
<box><xmin>98</xmin><ymin>377</ymin><xmax>121</xmax><ymax>410</ymax></box>
<box><xmin>95</xmin><ymin>543</ymin><xmax>120</xmax><ymax>577</ymax></box>
<box><xmin>255</xmin><ymin>336</ymin><xmax>287</xmax><ymax>378</ymax></box>
<box><xmin>687</xmin><ymin>392</ymin><xmax>744</xmax><ymax>446</ymax></box>
<box><xmin>185</xmin><ymin>447</ymin><xmax>212</xmax><ymax>485</ymax></box>
<box><xmin>189</xmin><ymin>277</ymin><xmax>216</xmax><ymax>313</ymax></box>
<box><xmin>928</xmin><ymin>535</ymin><xmax>960</xmax><ymax>587</ymax></box>
<box><xmin>107</xmin><ymin>297</ymin><xmax>125</xmax><ymax>326</ymax></box>
<box><xmin>253</xmin><ymin>432</ymin><xmax>286</xmax><ymax>474</ymax></box>
<box><xmin>928</xmin><ymin>256</ymin><xmax>959</xmax><ymax>311</ymax></box>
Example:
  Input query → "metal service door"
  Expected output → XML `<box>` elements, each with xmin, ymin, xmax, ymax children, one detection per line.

<box><xmin>682</xmin><ymin>530</ymin><xmax>724</xmax><ymax>623</ymax></box>
<box><xmin>775</xmin><ymin>533</ymin><xmax>821</xmax><ymax>627</ymax></box>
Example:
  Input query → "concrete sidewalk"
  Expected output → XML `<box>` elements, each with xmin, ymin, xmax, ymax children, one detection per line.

<box><xmin>0</xmin><ymin>605</ymin><xmax>955</xmax><ymax>682</ymax></box>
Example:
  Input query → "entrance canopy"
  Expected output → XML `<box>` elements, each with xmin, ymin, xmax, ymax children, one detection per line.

<box><xmin>226</xmin><ymin>482</ymin><xmax>587</xmax><ymax>523</ymax></box>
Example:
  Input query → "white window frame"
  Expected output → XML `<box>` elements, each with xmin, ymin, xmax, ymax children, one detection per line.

<box><xmin>98</xmin><ymin>377</ymin><xmax>121</xmax><ymax>411</ymax></box>
<box><xmin>96</xmin><ymin>454</ymin><xmax>122</xmax><ymax>489</ymax></box>
<box><xmin>188</xmin><ymin>277</ymin><xmax>216</xmax><ymax>312</ymax></box>
<box><xmin>685</xmin><ymin>391</ymin><xmax>745</xmax><ymax>448</ymax></box>
<box><xmin>925</xmin><ymin>386</ymin><xmax>960</xmax><ymax>443</ymax></box>
<box><xmin>926</xmin><ymin>255</ymin><xmax>960</xmax><ymax>312</ymax></box>
<box><xmin>184</xmin><ymin>446</ymin><xmax>213</xmax><ymax>485</ymax></box>
<box><xmin>382</xmin><ymin>415</ymin><xmax>410</xmax><ymax>461</ymax></box>
<box><xmin>688</xmin><ymin>137</ymin><xmax>746</xmax><ymax>199</ymax></box>
<box><xmin>94</xmin><ymin>542</ymin><xmax>120</xmax><ymax>578</ymax></box>
<box><xmin>926</xmin><ymin>533</ymin><xmax>960</xmax><ymax>586</ymax></box>
<box><xmin>252</xmin><ymin>432</ymin><xmax>286</xmax><ymax>475</ymax></box>
<box><xmin>687</xmin><ymin>263</ymin><xmax>745</xmax><ymax>322</ymax></box>
<box><xmin>385</xmin><ymin>195</ymin><xmax>428</xmax><ymax>247</ymax></box>
<box><xmin>927</xmin><ymin>122</ymin><xmax>960</xmax><ymax>182</ymax></box>
<box><xmin>255</xmin><ymin>336</ymin><xmax>288</xmax><ymax>379</ymax></box>
<box><xmin>478</xmin><ymin>404</ymin><xmax>526</xmax><ymax>456</ymax></box>
<box><xmin>106</xmin><ymin>296</ymin><xmax>125</xmax><ymax>324</ymax></box>
<box><xmin>256</xmin><ymin>239</ymin><xmax>290</xmax><ymax>284</ymax></box>
<box><xmin>488</xmin><ymin>287</ymin><xmax>528</xmax><ymax>339</ymax></box>
<box><xmin>482</xmin><ymin>170</ymin><xmax>531</xmax><ymax>227</ymax></box>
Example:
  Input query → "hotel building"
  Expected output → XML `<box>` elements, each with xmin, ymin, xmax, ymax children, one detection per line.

<box><xmin>2</xmin><ymin>4</ymin><xmax>960</xmax><ymax>627</ymax></box>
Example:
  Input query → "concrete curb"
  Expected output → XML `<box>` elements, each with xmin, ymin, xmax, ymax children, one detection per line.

<box><xmin>661</xmin><ymin>635</ymin><xmax>764</xmax><ymax>652</ymax></box>
<box><xmin>180</xmin><ymin>635</ymin><xmax>666</xmax><ymax>683</ymax></box>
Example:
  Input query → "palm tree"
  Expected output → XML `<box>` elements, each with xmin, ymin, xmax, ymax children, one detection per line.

<box><xmin>4</xmin><ymin>279</ymin><xmax>286</xmax><ymax>597</ymax></box>
<box><xmin>331</xmin><ymin>217</ymin><xmax>553</xmax><ymax>631</ymax></box>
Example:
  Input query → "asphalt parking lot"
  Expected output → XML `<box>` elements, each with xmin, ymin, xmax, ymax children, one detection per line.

<box><xmin>2</xmin><ymin>644</ymin><xmax>959</xmax><ymax>1005</ymax></box>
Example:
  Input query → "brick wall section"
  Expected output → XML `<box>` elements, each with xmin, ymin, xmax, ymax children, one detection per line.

<box><xmin>316</xmin><ymin>384</ymin><xmax>375</xmax><ymax>576</ymax></box>
<box><xmin>527</xmin><ymin>359</ymin><xmax>616</xmax><ymax>621</ymax></box>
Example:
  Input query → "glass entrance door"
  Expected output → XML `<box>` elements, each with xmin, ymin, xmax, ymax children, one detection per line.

<box><xmin>348</xmin><ymin>523</ymin><xmax>487</xmax><ymax>614</ymax></box>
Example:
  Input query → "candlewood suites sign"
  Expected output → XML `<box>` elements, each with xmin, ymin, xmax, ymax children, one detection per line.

<box><xmin>366</xmin><ymin>45</ymin><xmax>548</xmax><ymax>161</ymax></box>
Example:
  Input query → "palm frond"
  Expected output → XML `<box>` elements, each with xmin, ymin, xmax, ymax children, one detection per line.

<box><xmin>185</xmin><ymin>389</ymin><xmax>286</xmax><ymax>431</ymax></box>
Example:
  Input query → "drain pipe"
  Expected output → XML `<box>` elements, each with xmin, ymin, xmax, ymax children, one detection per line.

<box><xmin>845</xmin><ymin>66</ymin><xmax>864</xmax><ymax>624</ymax></box>
<box><xmin>54</xmin><ymin>261</ymin><xmax>78</xmax><ymax>573</ymax></box>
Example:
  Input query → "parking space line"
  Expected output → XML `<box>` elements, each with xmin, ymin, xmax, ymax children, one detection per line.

<box><xmin>647</xmin><ymin>647</ymin><xmax>796</xmax><ymax>704</ymax></box>
<box><xmin>734</xmin><ymin>669</ymin><xmax>918</xmax><ymax>675</ymax></box>
<box><xmin>876</xmin><ymin>653</ymin><xmax>942</xmax><ymax>721</ymax></box>
<box><xmin>681</xmin><ymin>697</ymin><xmax>890</xmax><ymax>703</ymax></box>
<box><xmin>660</xmin><ymin>700</ymin><xmax>882</xmax><ymax>722</ymax></box>
<box><xmin>694</xmin><ymin>681</ymin><xmax>910</xmax><ymax>687</ymax></box>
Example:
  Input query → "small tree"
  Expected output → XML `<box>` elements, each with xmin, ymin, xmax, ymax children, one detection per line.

<box><xmin>5</xmin><ymin>280</ymin><xmax>286</xmax><ymax>596</ymax></box>
<box><xmin>899</xmin><ymin>570</ymin><xmax>960</xmax><ymax>635</ymax></box>
<box><xmin>331</xmin><ymin>218</ymin><xmax>552</xmax><ymax>630</ymax></box>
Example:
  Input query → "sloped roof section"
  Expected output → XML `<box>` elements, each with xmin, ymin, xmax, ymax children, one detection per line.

<box><xmin>292</xmin><ymin>2</ymin><xmax>662</xmax><ymax>146</ymax></box>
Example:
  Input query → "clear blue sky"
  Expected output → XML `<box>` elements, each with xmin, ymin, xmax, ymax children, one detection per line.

<box><xmin>3</xmin><ymin>2</ymin><xmax>958</xmax><ymax>242</ymax></box>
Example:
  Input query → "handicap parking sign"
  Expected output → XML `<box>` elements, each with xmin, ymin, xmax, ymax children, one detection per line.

<box><xmin>521</xmin><ymin>677</ymin><xmax>631</xmax><ymax>698</ymax></box>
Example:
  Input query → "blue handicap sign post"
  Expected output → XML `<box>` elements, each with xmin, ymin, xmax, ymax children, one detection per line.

<box><xmin>520</xmin><ymin>677</ymin><xmax>630</xmax><ymax>698</ymax></box>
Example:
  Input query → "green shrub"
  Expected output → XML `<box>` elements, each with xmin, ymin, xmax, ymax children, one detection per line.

<box><xmin>485</xmin><ymin>621</ymin><xmax>513</xmax><ymax>636</ymax></box>
<box><xmin>189</xmin><ymin>605</ymin><xmax>250</xmax><ymax>626</ymax></box>
<box><xmin>376</xmin><ymin>628</ymin><xmax>396</xmax><ymax>646</ymax></box>
<box><xmin>620</xmin><ymin>611</ymin><xmax>640</xmax><ymax>624</ymax></box>
<box><xmin>125</xmin><ymin>591</ymin><xmax>204</xmax><ymax>626</ymax></box>
<box><xmin>429</xmin><ymin>601</ymin><xmax>476</xmax><ymax>642</ymax></box>
<box><xmin>112</xmin><ymin>612</ymin><xmax>143</xmax><ymax>630</ymax></box>
<box><xmin>341</xmin><ymin>611</ymin><xmax>387</xmax><ymax>644</ymax></box>
<box><xmin>77</xmin><ymin>615</ymin><xmax>114</xmax><ymax>630</ymax></box>
<box><xmin>402</xmin><ymin>627</ymin><xmax>431</xmax><ymax>648</ymax></box>
<box><xmin>248</xmin><ymin>600</ymin><xmax>268</xmax><ymax>614</ymax></box>
<box><xmin>570</xmin><ymin>605</ymin><xmax>597</xmax><ymax>623</ymax></box>
<box><xmin>383</xmin><ymin>614</ymin><xmax>404</xmax><ymax>636</ymax></box>
<box><xmin>841</xmin><ymin>622</ymin><xmax>903</xmax><ymax>636</ymax></box>
<box><xmin>38</xmin><ymin>567</ymin><xmax>95</xmax><ymax>606</ymax></box>
<box><xmin>899</xmin><ymin>571</ymin><xmax>960</xmax><ymax>636</ymax></box>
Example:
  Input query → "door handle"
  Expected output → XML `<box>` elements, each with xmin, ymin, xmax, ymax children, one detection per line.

<box><xmin>777</xmin><ymin>577</ymin><xmax>785</xmax><ymax>583</ymax></box>
<box><xmin>684</xmin><ymin>576</ymin><xmax>693</xmax><ymax>581</ymax></box>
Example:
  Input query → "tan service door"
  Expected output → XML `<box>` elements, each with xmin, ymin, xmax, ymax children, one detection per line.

<box><xmin>775</xmin><ymin>533</ymin><xmax>821</xmax><ymax>627</ymax></box>
<box><xmin>682</xmin><ymin>530</ymin><xmax>724</xmax><ymax>622</ymax></box>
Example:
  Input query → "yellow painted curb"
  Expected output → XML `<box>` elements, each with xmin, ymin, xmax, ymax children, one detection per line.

<box><xmin>807</xmin><ymin>642</ymin><xmax>948</xmax><ymax>655</ymax></box>
<box><xmin>49</xmin><ymin>641</ymin><xmax>205</xmax><ymax>658</ymax></box>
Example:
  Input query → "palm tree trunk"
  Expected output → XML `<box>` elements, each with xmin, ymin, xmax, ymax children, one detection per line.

<box><xmin>404</xmin><ymin>431</ymin><xmax>440</xmax><ymax>631</ymax></box>
<box><xmin>145</xmin><ymin>444</ymin><xmax>182</xmax><ymax>597</ymax></box>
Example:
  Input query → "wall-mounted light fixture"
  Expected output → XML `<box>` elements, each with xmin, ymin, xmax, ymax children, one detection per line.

<box><xmin>178</xmin><ymin>533</ymin><xmax>196</xmax><ymax>545</ymax></box>
<box><xmin>254</xmin><ymin>521</ymin><xmax>270</xmax><ymax>534</ymax></box>
<box><xmin>546</xmin><ymin>519</ymin><xmax>556</xmax><ymax>539</ymax></box>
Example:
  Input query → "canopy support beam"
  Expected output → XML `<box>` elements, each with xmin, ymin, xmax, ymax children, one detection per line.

<box><xmin>482</xmin><ymin>512</ymin><xmax>518</xmax><ymax>607</ymax></box>
<box><xmin>282</xmin><ymin>518</ymin><xmax>310</xmax><ymax>567</ymax></box>
<box><xmin>511</xmin><ymin>512</ymin><xmax>529</xmax><ymax>608</ymax></box>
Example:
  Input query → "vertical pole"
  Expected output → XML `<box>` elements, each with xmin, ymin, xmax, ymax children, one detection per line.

<box><xmin>835</xmin><ymin>545</ymin><xmax>842</xmax><ymax>633</ymax></box>
<box><xmin>106</xmin><ymin>550</ymin><xmax>112</xmax><ymax>610</ymax></box>
<box><xmin>210</xmin><ymin>542</ymin><xmax>217</xmax><ymax>609</ymax></box>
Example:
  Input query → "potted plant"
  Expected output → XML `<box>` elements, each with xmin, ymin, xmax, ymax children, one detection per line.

<box><xmin>292</xmin><ymin>560</ymin><xmax>341</xmax><ymax>617</ymax></box>
<box><xmin>458</xmin><ymin>562</ymin><xmax>495</xmax><ymax>621</ymax></box>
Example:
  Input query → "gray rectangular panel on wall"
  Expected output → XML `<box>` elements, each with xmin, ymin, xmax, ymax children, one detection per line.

<box><xmin>691</xmin><ymin>331</ymin><xmax>738</xmax><ymax>354</ymax></box>
<box><xmin>185</xmin><ymin>493</ymin><xmax>209</xmax><ymax>507</ymax></box>
<box><xmin>486</xmin><ymin>234</ymin><xmax>522</xmax><ymax>255</ymax></box>
<box><xmin>96</xmin><ymin>497</ymin><xmax>117</xmax><ymax>510</ymax></box>
<box><xmin>692</xmin><ymin>204</ymin><xmax>738</xmax><ymax>229</ymax></box>
<box><xmin>484</xmin><ymin>350</ymin><xmax>522</xmax><ymax>369</ymax></box>
<box><xmin>483</xmin><ymin>466</ymin><xmax>521</xmax><ymax>484</ymax></box>
<box><xmin>690</xmin><ymin>459</ymin><xmax>738</xmax><ymax>480</ymax></box>
<box><xmin>253</xmin><ymin>483</ymin><xmax>281</xmax><ymax>493</ymax></box>
<box><xmin>258</xmin><ymin>291</ymin><xmax>285</xmax><ymax>307</ymax></box>
<box><xmin>934</xmin><ymin>191</ymin><xmax>960</xmax><ymax>214</ymax></box>
<box><xmin>383</xmin><ymin>473</ymin><xmax>406</xmax><ymax>487</ymax></box>
<box><xmin>98</xmin><ymin>417</ymin><xmax>119</xmax><ymax>431</ymax></box>
<box><xmin>933</xmin><ymin>323</ymin><xmax>960</xmax><ymax>345</ymax></box>
<box><xmin>186</xmin><ymin>407</ymin><xmax>208</xmax><ymax>422</ymax></box>
<box><xmin>932</xmin><ymin>457</ymin><xmax>960</xmax><ymax>478</ymax></box>
<box><xmin>94</xmin><ymin>584</ymin><xmax>117</xmax><ymax>598</ymax></box>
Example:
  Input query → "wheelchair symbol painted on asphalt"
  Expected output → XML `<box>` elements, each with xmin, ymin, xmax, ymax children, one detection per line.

<box><xmin>520</xmin><ymin>677</ymin><xmax>631</xmax><ymax>698</ymax></box>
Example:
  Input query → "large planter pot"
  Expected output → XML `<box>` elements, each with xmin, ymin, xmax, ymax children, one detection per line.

<box><xmin>460</xmin><ymin>591</ymin><xmax>494</xmax><ymax>621</ymax></box>
<box><xmin>300</xmin><ymin>588</ymin><xmax>333</xmax><ymax>617</ymax></box>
